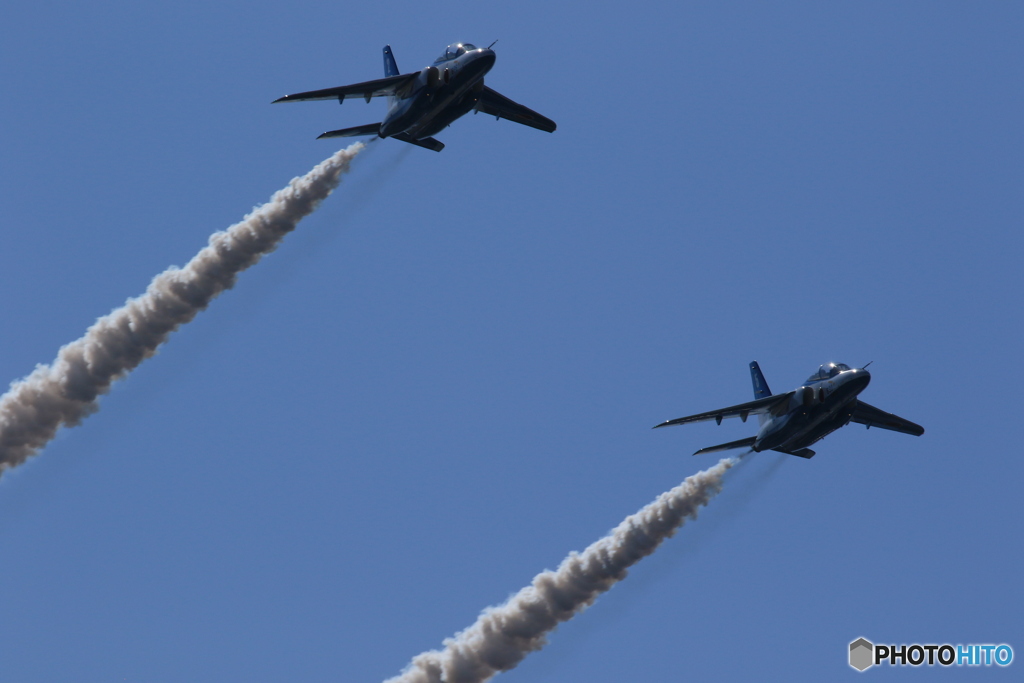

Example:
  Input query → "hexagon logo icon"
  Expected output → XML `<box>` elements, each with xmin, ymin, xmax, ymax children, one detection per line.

<box><xmin>849</xmin><ymin>638</ymin><xmax>874</xmax><ymax>671</ymax></box>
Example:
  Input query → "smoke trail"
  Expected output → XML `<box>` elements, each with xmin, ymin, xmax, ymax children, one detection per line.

<box><xmin>0</xmin><ymin>143</ymin><xmax>364</xmax><ymax>476</ymax></box>
<box><xmin>386</xmin><ymin>457</ymin><xmax>736</xmax><ymax>683</ymax></box>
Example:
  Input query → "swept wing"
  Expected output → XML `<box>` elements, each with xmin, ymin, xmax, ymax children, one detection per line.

<box><xmin>850</xmin><ymin>401</ymin><xmax>925</xmax><ymax>436</ymax></box>
<box><xmin>652</xmin><ymin>392</ymin><xmax>792</xmax><ymax>429</ymax></box>
<box><xmin>476</xmin><ymin>87</ymin><xmax>556</xmax><ymax>133</ymax></box>
<box><xmin>273</xmin><ymin>73</ymin><xmax>419</xmax><ymax>103</ymax></box>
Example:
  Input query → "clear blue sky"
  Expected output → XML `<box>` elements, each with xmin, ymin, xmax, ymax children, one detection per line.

<box><xmin>1</xmin><ymin>2</ymin><xmax>1021</xmax><ymax>681</ymax></box>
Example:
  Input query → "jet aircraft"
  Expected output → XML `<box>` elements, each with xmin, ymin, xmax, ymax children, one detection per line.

<box><xmin>273</xmin><ymin>43</ymin><xmax>556</xmax><ymax>152</ymax></box>
<box><xmin>653</xmin><ymin>362</ymin><xmax>924</xmax><ymax>458</ymax></box>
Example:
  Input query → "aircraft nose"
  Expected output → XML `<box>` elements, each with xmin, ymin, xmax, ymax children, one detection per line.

<box><xmin>475</xmin><ymin>48</ymin><xmax>496</xmax><ymax>68</ymax></box>
<box><xmin>850</xmin><ymin>368</ymin><xmax>871</xmax><ymax>391</ymax></box>
<box><xmin>460</xmin><ymin>48</ymin><xmax>495</xmax><ymax>80</ymax></box>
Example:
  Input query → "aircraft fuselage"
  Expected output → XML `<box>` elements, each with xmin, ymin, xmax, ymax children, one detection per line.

<box><xmin>654</xmin><ymin>361</ymin><xmax>922</xmax><ymax>457</ymax></box>
<box><xmin>380</xmin><ymin>47</ymin><xmax>495</xmax><ymax>139</ymax></box>
<box><xmin>274</xmin><ymin>43</ymin><xmax>555</xmax><ymax>151</ymax></box>
<box><xmin>753</xmin><ymin>367</ymin><xmax>870</xmax><ymax>452</ymax></box>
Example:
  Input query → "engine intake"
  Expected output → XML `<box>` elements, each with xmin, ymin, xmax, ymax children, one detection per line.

<box><xmin>791</xmin><ymin>386</ymin><xmax>815</xmax><ymax>409</ymax></box>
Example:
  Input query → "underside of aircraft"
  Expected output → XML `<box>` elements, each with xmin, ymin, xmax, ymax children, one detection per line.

<box><xmin>274</xmin><ymin>44</ymin><xmax>556</xmax><ymax>152</ymax></box>
<box><xmin>654</xmin><ymin>362</ymin><xmax>924</xmax><ymax>458</ymax></box>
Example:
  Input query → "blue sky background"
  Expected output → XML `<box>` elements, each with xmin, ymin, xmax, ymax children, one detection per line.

<box><xmin>1</xmin><ymin>2</ymin><xmax>1021</xmax><ymax>681</ymax></box>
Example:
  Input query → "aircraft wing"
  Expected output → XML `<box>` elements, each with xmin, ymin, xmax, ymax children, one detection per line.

<box><xmin>273</xmin><ymin>73</ymin><xmax>419</xmax><ymax>103</ymax></box>
<box><xmin>653</xmin><ymin>393</ymin><xmax>792</xmax><ymax>429</ymax></box>
<box><xmin>476</xmin><ymin>87</ymin><xmax>557</xmax><ymax>133</ymax></box>
<box><xmin>850</xmin><ymin>401</ymin><xmax>925</xmax><ymax>436</ymax></box>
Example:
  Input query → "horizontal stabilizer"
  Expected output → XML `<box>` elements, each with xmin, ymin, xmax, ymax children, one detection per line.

<box><xmin>392</xmin><ymin>132</ymin><xmax>445</xmax><ymax>152</ymax></box>
<box><xmin>317</xmin><ymin>123</ymin><xmax>382</xmax><ymax>139</ymax></box>
<box><xmin>772</xmin><ymin>447</ymin><xmax>815</xmax><ymax>459</ymax></box>
<box><xmin>693</xmin><ymin>436</ymin><xmax>757</xmax><ymax>456</ymax></box>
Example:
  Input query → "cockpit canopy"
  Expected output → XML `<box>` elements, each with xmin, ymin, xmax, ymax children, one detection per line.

<box><xmin>806</xmin><ymin>362</ymin><xmax>851</xmax><ymax>383</ymax></box>
<box><xmin>435</xmin><ymin>43</ymin><xmax>477</xmax><ymax>63</ymax></box>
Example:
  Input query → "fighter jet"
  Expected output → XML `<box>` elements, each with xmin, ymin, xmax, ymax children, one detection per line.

<box><xmin>653</xmin><ymin>362</ymin><xmax>924</xmax><ymax>458</ymax></box>
<box><xmin>272</xmin><ymin>43</ymin><xmax>556</xmax><ymax>152</ymax></box>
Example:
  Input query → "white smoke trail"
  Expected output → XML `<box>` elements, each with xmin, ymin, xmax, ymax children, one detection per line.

<box><xmin>0</xmin><ymin>143</ymin><xmax>364</xmax><ymax>476</ymax></box>
<box><xmin>386</xmin><ymin>457</ymin><xmax>736</xmax><ymax>683</ymax></box>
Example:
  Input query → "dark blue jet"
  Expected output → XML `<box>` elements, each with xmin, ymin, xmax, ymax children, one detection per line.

<box><xmin>273</xmin><ymin>43</ymin><xmax>556</xmax><ymax>152</ymax></box>
<box><xmin>653</xmin><ymin>362</ymin><xmax>924</xmax><ymax>458</ymax></box>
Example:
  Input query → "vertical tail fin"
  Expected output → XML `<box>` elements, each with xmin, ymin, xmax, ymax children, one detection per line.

<box><xmin>383</xmin><ymin>45</ymin><xmax>399</xmax><ymax>77</ymax></box>
<box><xmin>749</xmin><ymin>361</ymin><xmax>772</xmax><ymax>426</ymax></box>
<box><xmin>383</xmin><ymin>45</ymin><xmax>399</xmax><ymax>109</ymax></box>
<box><xmin>749</xmin><ymin>361</ymin><xmax>772</xmax><ymax>399</ymax></box>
